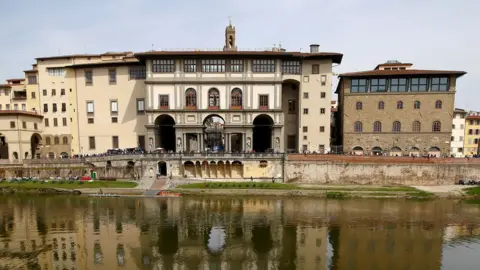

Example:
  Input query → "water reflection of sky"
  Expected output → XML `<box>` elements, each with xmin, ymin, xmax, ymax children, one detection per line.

<box><xmin>442</xmin><ymin>242</ymin><xmax>480</xmax><ymax>270</ymax></box>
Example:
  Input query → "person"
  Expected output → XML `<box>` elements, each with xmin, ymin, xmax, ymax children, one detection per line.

<box><xmin>271</xmin><ymin>177</ymin><xmax>275</xmax><ymax>183</ymax></box>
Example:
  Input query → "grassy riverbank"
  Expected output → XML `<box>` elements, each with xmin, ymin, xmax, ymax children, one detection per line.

<box><xmin>0</xmin><ymin>181</ymin><xmax>138</xmax><ymax>189</ymax></box>
<box><xmin>465</xmin><ymin>187</ymin><xmax>480</xmax><ymax>195</ymax></box>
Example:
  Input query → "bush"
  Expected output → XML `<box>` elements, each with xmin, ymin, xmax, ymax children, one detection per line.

<box><xmin>78</xmin><ymin>181</ymin><xmax>84</xmax><ymax>185</ymax></box>
<box><xmin>58</xmin><ymin>180</ymin><xmax>65</xmax><ymax>184</ymax></box>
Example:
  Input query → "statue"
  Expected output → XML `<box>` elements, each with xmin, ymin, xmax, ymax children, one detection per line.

<box><xmin>177</xmin><ymin>138</ymin><xmax>182</xmax><ymax>148</ymax></box>
<box><xmin>246</xmin><ymin>137</ymin><xmax>251</xmax><ymax>148</ymax></box>
<box><xmin>275</xmin><ymin>137</ymin><xmax>280</xmax><ymax>148</ymax></box>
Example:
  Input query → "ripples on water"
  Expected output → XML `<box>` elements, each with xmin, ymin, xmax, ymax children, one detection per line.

<box><xmin>0</xmin><ymin>196</ymin><xmax>479</xmax><ymax>270</ymax></box>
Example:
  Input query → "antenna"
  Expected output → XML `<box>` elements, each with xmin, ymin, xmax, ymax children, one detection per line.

<box><xmin>228</xmin><ymin>16</ymin><xmax>232</xmax><ymax>26</ymax></box>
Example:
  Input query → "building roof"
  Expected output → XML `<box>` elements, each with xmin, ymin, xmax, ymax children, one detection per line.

<box><xmin>135</xmin><ymin>50</ymin><xmax>343</xmax><ymax>64</ymax></box>
<box><xmin>64</xmin><ymin>58</ymin><xmax>140</xmax><ymax>68</ymax></box>
<box><xmin>24</xmin><ymin>69</ymin><xmax>38</xmax><ymax>73</ymax></box>
<box><xmin>6</xmin><ymin>78</ymin><xmax>25</xmax><ymax>82</ymax></box>
<box><xmin>454</xmin><ymin>108</ymin><xmax>467</xmax><ymax>114</ymax></box>
<box><xmin>0</xmin><ymin>110</ymin><xmax>43</xmax><ymax>118</ymax></box>
<box><xmin>36</xmin><ymin>54</ymin><xmax>100</xmax><ymax>61</ymax></box>
<box><xmin>339</xmin><ymin>69</ymin><xmax>467</xmax><ymax>77</ymax></box>
<box><xmin>0</xmin><ymin>84</ymin><xmax>11</xmax><ymax>88</ymax></box>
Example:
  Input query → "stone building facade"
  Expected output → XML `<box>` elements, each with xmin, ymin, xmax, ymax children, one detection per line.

<box><xmin>335</xmin><ymin>61</ymin><xmax>466</xmax><ymax>157</ymax></box>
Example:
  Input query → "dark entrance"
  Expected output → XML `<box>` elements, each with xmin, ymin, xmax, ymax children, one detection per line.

<box><xmin>158</xmin><ymin>161</ymin><xmax>167</xmax><ymax>176</ymax></box>
<box><xmin>204</xmin><ymin>115</ymin><xmax>225</xmax><ymax>152</ymax></box>
<box><xmin>0</xmin><ymin>134</ymin><xmax>8</xmax><ymax>159</ymax></box>
<box><xmin>154</xmin><ymin>115</ymin><xmax>176</xmax><ymax>152</ymax></box>
<box><xmin>252</xmin><ymin>115</ymin><xmax>274</xmax><ymax>152</ymax></box>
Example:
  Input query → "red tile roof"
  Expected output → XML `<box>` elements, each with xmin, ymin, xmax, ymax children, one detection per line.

<box><xmin>0</xmin><ymin>110</ymin><xmax>43</xmax><ymax>118</ymax></box>
<box><xmin>340</xmin><ymin>69</ymin><xmax>466</xmax><ymax>77</ymax></box>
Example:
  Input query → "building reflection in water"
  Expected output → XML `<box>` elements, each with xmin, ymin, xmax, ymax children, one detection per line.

<box><xmin>0</xmin><ymin>197</ymin><xmax>478</xmax><ymax>269</ymax></box>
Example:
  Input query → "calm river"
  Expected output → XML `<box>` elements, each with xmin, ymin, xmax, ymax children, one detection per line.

<box><xmin>0</xmin><ymin>196</ymin><xmax>479</xmax><ymax>270</ymax></box>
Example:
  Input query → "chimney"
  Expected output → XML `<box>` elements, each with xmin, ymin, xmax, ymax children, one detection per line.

<box><xmin>310</xmin><ymin>44</ymin><xmax>320</xmax><ymax>53</ymax></box>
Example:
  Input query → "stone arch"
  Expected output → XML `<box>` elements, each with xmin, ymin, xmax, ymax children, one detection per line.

<box><xmin>390</xmin><ymin>147</ymin><xmax>402</xmax><ymax>156</ymax></box>
<box><xmin>409</xmin><ymin>147</ymin><xmax>420</xmax><ymax>157</ymax></box>
<box><xmin>252</xmin><ymin>114</ymin><xmax>274</xmax><ymax>152</ymax></box>
<box><xmin>231</xmin><ymin>160</ymin><xmax>243</xmax><ymax>178</ymax></box>
<box><xmin>372</xmin><ymin>146</ymin><xmax>383</xmax><ymax>156</ymax></box>
<box><xmin>428</xmin><ymin>147</ymin><xmax>441</xmax><ymax>157</ymax></box>
<box><xmin>154</xmin><ymin>114</ymin><xmax>176</xmax><ymax>152</ymax></box>
<box><xmin>158</xmin><ymin>161</ymin><xmax>167</xmax><ymax>176</ymax></box>
<box><xmin>62</xmin><ymin>136</ymin><xmax>69</xmax><ymax>145</ymax></box>
<box><xmin>45</xmin><ymin>137</ymin><xmax>51</xmax><ymax>145</ymax></box>
<box><xmin>352</xmin><ymin>146</ymin><xmax>364</xmax><ymax>155</ymax></box>
<box><xmin>13</xmin><ymin>152</ymin><xmax>18</xmax><ymax>160</ymax></box>
<box><xmin>184</xmin><ymin>161</ymin><xmax>195</xmax><ymax>178</ymax></box>
<box><xmin>60</xmin><ymin>152</ymin><xmax>69</xmax><ymax>159</ymax></box>
<box><xmin>54</xmin><ymin>136</ymin><xmax>60</xmax><ymax>145</ymax></box>
<box><xmin>204</xmin><ymin>115</ymin><xmax>225</xmax><ymax>152</ymax></box>
<box><xmin>30</xmin><ymin>133</ymin><xmax>42</xmax><ymax>159</ymax></box>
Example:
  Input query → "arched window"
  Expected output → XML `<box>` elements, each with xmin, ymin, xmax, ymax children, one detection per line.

<box><xmin>354</xmin><ymin>121</ymin><xmax>363</xmax><ymax>133</ymax></box>
<box><xmin>412</xmin><ymin>121</ymin><xmax>421</xmax><ymax>132</ymax></box>
<box><xmin>45</xmin><ymin>137</ymin><xmax>51</xmax><ymax>145</ymax></box>
<box><xmin>185</xmin><ymin>88</ymin><xmax>197</xmax><ymax>108</ymax></box>
<box><xmin>208</xmin><ymin>88</ymin><xmax>220</xmax><ymax>108</ymax></box>
<box><xmin>414</xmin><ymin>101</ymin><xmax>421</xmax><ymax>109</ymax></box>
<box><xmin>54</xmin><ymin>136</ymin><xmax>60</xmax><ymax>145</ymax></box>
<box><xmin>356</xmin><ymin>102</ymin><xmax>363</xmax><ymax>110</ymax></box>
<box><xmin>373</xmin><ymin>121</ymin><xmax>382</xmax><ymax>132</ymax></box>
<box><xmin>396</xmin><ymin>101</ymin><xmax>403</xmax><ymax>109</ymax></box>
<box><xmin>378</xmin><ymin>101</ymin><xmax>384</xmax><ymax>110</ymax></box>
<box><xmin>432</xmin><ymin>121</ymin><xmax>441</xmax><ymax>132</ymax></box>
<box><xmin>392</xmin><ymin>121</ymin><xmax>401</xmax><ymax>132</ymax></box>
<box><xmin>435</xmin><ymin>100</ymin><xmax>442</xmax><ymax>109</ymax></box>
<box><xmin>62</xmin><ymin>137</ymin><xmax>68</xmax><ymax>145</ymax></box>
<box><xmin>231</xmin><ymin>88</ymin><xmax>242</xmax><ymax>109</ymax></box>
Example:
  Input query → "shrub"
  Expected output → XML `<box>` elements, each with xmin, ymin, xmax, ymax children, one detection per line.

<box><xmin>78</xmin><ymin>181</ymin><xmax>84</xmax><ymax>185</ymax></box>
<box><xmin>58</xmin><ymin>180</ymin><xmax>65</xmax><ymax>184</ymax></box>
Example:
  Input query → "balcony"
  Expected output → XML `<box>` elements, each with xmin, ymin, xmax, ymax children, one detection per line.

<box><xmin>12</xmin><ymin>90</ymin><xmax>27</xmax><ymax>100</ymax></box>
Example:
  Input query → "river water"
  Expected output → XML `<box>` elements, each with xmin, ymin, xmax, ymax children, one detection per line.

<box><xmin>0</xmin><ymin>196</ymin><xmax>479</xmax><ymax>270</ymax></box>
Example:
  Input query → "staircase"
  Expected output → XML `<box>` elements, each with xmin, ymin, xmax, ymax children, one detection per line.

<box><xmin>143</xmin><ymin>177</ymin><xmax>168</xmax><ymax>195</ymax></box>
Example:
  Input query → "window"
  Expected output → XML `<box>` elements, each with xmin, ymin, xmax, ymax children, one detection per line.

<box><xmin>52</xmin><ymin>103</ymin><xmax>57</xmax><ymax>112</ymax></box>
<box><xmin>42</xmin><ymin>89</ymin><xmax>47</xmax><ymax>96</ymax></box>
<box><xmin>112</xmin><ymin>117</ymin><xmax>118</xmax><ymax>123</ymax></box>
<box><xmin>259</xmin><ymin>95</ymin><xmax>269</xmax><ymax>109</ymax></box>
<box><xmin>451</xmin><ymin>136</ymin><xmax>455</xmax><ymax>142</ymax></box>
<box><xmin>44</xmin><ymin>118</ymin><xmax>49</xmax><ymax>127</ymax></box>
<box><xmin>378</xmin><ymin>101</ymin><xmax>384</xmax><ymax>110</ymax></box>
<box><xmin>54</xmin><ymin>137</ymin><xmax>59</xmax><ymax>145</ymax></box>
<box><xmin>10</xmin><ymin>121</ymin><xmax>15</xmax><ymax>128</ymax></box>
<box><xmin>22</xmin><ymin>121</ymin><xmax>26</xmax><ymax>129</ymax></box>
<box><xmin>432</xmin><ymin>121</ymin><xmax>441</xmax><ymax>132</ymax></box>
<box><xmin>152</xmin><ymin>60</ymin><xmax>175</xmax><ymax>73</ymax></box>
<box><xmin>88</xmin><ymin>118</ymin><xmax>94</xmax><ymax>124</ymax></box>
<box><xmin>477</xmin><ymin>129</ymin><xmax>480</xmax><ymax>135</ymax></box>
<box><xmin>53</xmin><ymin>118</ymin><xmax>58</xmax><ymax>127</ymax></box>
<box><xmin>431</xmin><ymin>77</ymin><xmax>449</xmax><ymax>91</ymax></box>
<box><xmin>5</xmin><ymin>104</ymin><xmax>9</xmax><ymax>110</ymax></box>
<box><xmin>303</xmin><ymin>126</ymin><xmax>308</xmax><ymax>132</ymax></box>
<box><xmin>354</xmin><ymin>121</ymin><xmax>362</xmax><ymax>132</ymax></box>
<box><xmin>185</xmin><ymin>88</ymin><xmax>197</xmax><ymax>108</ymax></box>
<box><xmin>252</xmin><ymin>60</ymin><xmax>275</xmax><ymax>73</ymax></box>
<box><xmin>129</xmin><ymin>66</ymin><xmax>146</xmax><ymax>79</ymax></box>
<box><xmin>392</xmin><ymin>121</ymin><xmax>401</xmax><ymax>132</ymax></box>
<box><xmin>303</xmin><ymin>108</ymin><xmax>309</xmax><ymax>114</ymax></box>
<box><xmin>281</xmin><ymin>61</ymin><xmax>301</xmax><ymax>74</ymax></box>
<box><xmin>110</xmin><ymin>100</ymin><xmax>118</xmax><ymax>115</ymax></box>
<box><xmin>373</xmin><ymin>121</ymin><xmax>382</xmax><ymax>132</ymax></box>
<box><xmin>287</xmin><ymin>135</ymin><xmax>296</xmax><ymax>149</ymax></box>
<box><xmin>45</xmin><ymin>137</ymin><xmax>51</xmax><ymax>145</ymax></box>
<box><xmin>230</xmin><ymin>60</ymin><xmax>244</xmax><ymax>72</ymax></box>
<box><xmin>410</xmin><ymin>78</ymin><xmax>428</xmax><ymax>92</ymax></box>
<box><xmin>303</xmin><ymin>136</ymin><xmax>307</xmax><ymax>140</ymax></box>
<box><xmin>321</xmin><ymin>92</ymin><xmax>326</xmax><ymax>98</ymax></box>
<box><xmin>208</xmin><ymin>88</ymin><xmax>220</xmax><ymax>108</ymax></box>
<box><xmin>312</xmin><ymin>64</ymin><xmax>319</xmax><ymax>74</ymax></box>
<box><xmin>231</xmin><ymin>88</ymin><xmax>242</xmax><ymax>109</ymax></box>
<box><xmin>414</xmin><ymin>101</ymin><xmax>421</xmax><ymax>109</ymax></box>
<box><xmin>370</xmin><ymin>79</ymin><xmax>387</xmax><ymax>92</ymax></box>
<box><xmin>14</xmin><ymin>104</ymin><xmax>18</xmax><ymax>111</ymax></box>
<box><xmin>356</xmin><ymin>102</ymin><xmax>362</xmax><ymax>110</ymax></box>
<box><xmin>85</xmin><ymin>70</ymin><xmax>93</xmax><ymax>84</ymax></box>
<box><xmin>61</xmin><ymin>103</ymin><xmax>66</xmax><ymax>112</ymax></box>
<box><xmin>88</xmin><ymin>137</ymin><xmax>96</xmax><ymax>150</ymax></box>
<box><xmin>396</xmin><ymin>101</ymin><xmax>403</xmax><ymax>109</ymax></box>
<box><xmin>109</xmin><ymin>69</ymin><xmax>117</xmax><ymax>83</ymax></box>
<box><xmin>460</xmin><ymin>136</ymin><xmax>464</xmax><ymax>141</ymax></box>
<box><xmin>321</xmin><ymin>75</ymin><xmax>327</xmax><ymax>86</ymax></box>
<box><xmin>136</xmin><ymin>99</ymin><xmax>145</xmax><ymax>113</ymax></box>
<box><xmin>303</xmin><ymin>92</ymin><xmax>309</xmax><ymax>99</ymax></box>
<box><xmin>184</xmin><ymin>60</ymin><xmax>197</xmax><ymax>72</ymax></box>
<box><xmin>350</xmin><ymin>79</ymin><xmax>367</xmax><ymax>93</ymax></box>
<box><xmin>157</xmin><ymin>95</ymin><xmax>168</xmax><ymax>109</ymax></box>
<box><xmin>51</xmin><ymin>89</ymin><xmax>56</xmax><ymax>96</ymax></box>
<box><xmin>34</xmin><ymin>123</ymin><xmax>38</xmax><ymax>130</ymax></box>
<box><xmin>458</xmin><ymin>147</ymin><xmax>463</xmax><ymax>152</ymax></box>
<box><xmin>390</xmin><ymin>78</ymin><xmax>408</xmax><ymax>92</ymax></box>
<box><xmin>288</xmin><ymin>100</ymin><xmax>296</xmax><ymax>114</ymax></box>
<box><xmin>61</xmin><ymin>89</ymin><xmax>65</xmax><ymax>95</ymax></box>
<box><xmin>302</xmin><ymin>145</ymin><xmax>308</xmax><ymax>151</ymax></box>
<box><xmin>112</xmin><ymin>136</ymin><xmax>119</xmax><ymax>148</ymax></box>
<box><xmin>47</xmin><ymin>68</ymin><xmax>65</xmax><ymax>76</ymax></box>
<box><xmin>43</xmin><ymin>104</ymin><xmax>48</xmax><ymax>113</ymax></box>
<box><xmin>320</xmin><ymin>126</ymin><xmax>325</xmax><ymax>132</ymax></box>
<box><xmin>62</xmin><ymin>117</ymin><xmax>67</xmax><ymax>126</ymax></box>
<box><xmin>27</xmin><ymin>75</ymin><xmax>37</xmax><ymax>84</ymax></box>
<box><xmin>202</xmin><ymin>60</ymin><xmax>225</xmax><ymax>72</ymax></box>
<box><xmin>86</xmin><ymin>101</ymin><xmax>94</xmax><ymax>115</ymax></box>
<box><xmin>435</xmin><ymin>100</ymin><xmax>442</xmax><ymax>109</ymax></box>
<box><xmin>320</xmin><ymin>108</ymin><xmax>326</xmax><ymax>114</ymax></box>
<box><xmin>31</xmin><ymin>92</ymin><xmax>36</xmax><ymax>99</ymax></box>
<box><xmin>63</xmin><ymin>137</ymin><xmax>68</xmax><ymax>145</ymax></box>
<box><xmin>21</xmin><ymin>104</ymin><xmax>25</xmax><ymax>111</ymax></box>
<box><xmin>468</xmin><ymin>129</ymin><xmax>473</xmax><ymax>135</ymax></box>
<box><xmin>452</xmin><ymin>124</ymin><xmax>456</xmax><ymax>129</ymax></box>
<box><xmin>138</xmin><ymin>135</ymin><xmax>146</xmax><ymax>150</ymax></box>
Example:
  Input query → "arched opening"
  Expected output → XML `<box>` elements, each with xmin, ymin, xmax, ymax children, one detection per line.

<box><xmin>409</xmin><ymin>147</ymin><xmax>420</xmax><ymax>157</ymax></box>
<box><xmin>204</xmin><ymin>115</ymin><xmax>225</xmax><ymax>152</ymax></box>
<box><xmin>231</xmin><ymin>88</ymin><xmax>242</xmax><ymax>109</ymax></box>
<box><xmin>158</xmin><ymin>161</ymin><xmax>167</xmax><ymax>176</ymax></box>
<box><xmin>0</xmin><ymin>134</ymin><xmax>8</xmax><ymax>159</ymax></box>
<box><xmin>154</xmin><ymin>115</ymin><xmax>176</xmax><ymax>152</ymax></box>
<box><xmin>231</xmin><ymin>160</ymin><xmax>243</xmax><ymax>178</ymax></box>
<box><xmin>54</xmin><ymin>136</ymin><xmax>60</xmax><ymax>145</ymax></box>
<box><xmin>390</xmin><ymin>147</ymin><xmax>402</xmax><ymax>157</ymax></box>
<box><xmin>208</xmin><ymin>88</ymin><xmax>220</xmax><ymax>109</ymax></box>
<box><xmin>183</xmin><ymin>161</ymin><xmax>195</xmax><ymax>178</ymax></box>
<box><xmin>428</xmin><ymin>147</ymin><xmax>441</xmax><ymax>157</ymax></box>
<box><xmin>13</xmin><ymin>152</ymin><xmax>18</xmax><ymax>160</ymax></box>
<box><xmin>30</xmin><ymin>133</ymin><xmax>42</xmax><ymax>159</ymax></box>
<box><xmin>352</xmin><ymin>146</ymin><xmax>364</xmax><ymax>155</ymax></box>
<box><xmin>372</xmin><ymin>146</ymin><xmax>383</xmax><ymax>156</ymax></box>
<box><xmin>253</xmin><ymin>114</ymin><xmax>274</xmax><ymax>152</ymax></box>
<box><xmin>282</xmin><ymin>79</ymin><xmax>300</xmax><ymax>152</ymax></box>
<box><xmin>60</xmin><ymin>152</ymin><xmax>69</xmax><ymax>159</ymax></box>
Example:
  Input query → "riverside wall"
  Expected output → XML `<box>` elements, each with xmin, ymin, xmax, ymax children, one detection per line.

<box><xmin>1</xmin><ymin>154</ymin><xmax>480</xmax><ymax>185</ymax></box>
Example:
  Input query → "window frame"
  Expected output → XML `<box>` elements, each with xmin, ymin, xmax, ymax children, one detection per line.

<box><xmin>129</xmin><ymin>66</ymin><xmax>146</xmax><ymax>80</ymax></box>
<box><xmin>136</xmin><ymin>98</ymin><xmax>145</xmax><ymax>114</ymax></box>
<box><xmin>185</xmin><ymin>88</ymin><xmax>197</xmax><ymax>109</ymax></box>
<box><xmin>354</xmin><ymin>121</ymin><xmax>362</xmax><ymax>133</ymax></box>
<box><xmin>229</xmin><ymin>60</ymin><xmax>244</xmax><ymax>73</ymax></box>
<box><xmin>86</xmin><ymin>101</ymin><xmax>94</xmax><ymax>116</ymax></box>
<box><xmin>350</xmin><ymin>79</ymin><xmax>368</xmax><ymax>93</ymax></box>
<box><xmin>108</xmin><ymin>68</ymin><xmax>117</xmax><ymax>83</ymax></box>
<box><xmin>410</xmin><ymin>78</ymin><xmax>428</xmax><ymax>92</ymax></box>
<box><xmin>88</xmin><ymin>136</ymin><xmax>96</xmax><ymax>150</ymax></box>
<box><xmin>287</xmin><ymin>99</ymin><xmax>296</xmax><ymax>114</ymax></box>
<box><xmin>390</xmin><ymin>78</ymin><xmax>408</xmax><ymax>92</ymax></box>
<box><xmin>370</xmin><ymin>78</ymin><xmax>387</xmax><ymax>92</ymax></box>
<box><xmin>414</xmin><ymin>101</ymin><xmax>421</xmax><ymax>109</ymax></box>
<box><xmin>281</xmin><ymin>61</ymin><xmax>301</xmax><ymax>74</ymax></box>
<box><xmin>252</xmin><ymin>60</ymin><xmax>275</xmax><ymax>73</ymax></box>
<box><xmin>159</xmin><ymin>95</ymin><xmax>169</xmax><ymax>109</ymax></box>
<box><xmin>85</xmin><ymin>70</ymin><xmax>93</xmax><ymax>85</ymax></box>
<box><xmin>208</xmin><ymin>88</ymin><xmax>220</xmax><ymax>109</ymax></box>
<box><xmin>202</xmin><ymin>59</ymin><xmax>225</xmax><ymax>73</ymax></box>
<box><xmin>259</xmin><ymin>94</ymin><xmax>269</xmax><ymax>109</ymax></box>
<box><xmin>110</xmin><ymin>100</ymin><xmax>118</xmax><ymax>115</ymax></box>
<box><xmin>231</xmin><ymin>88</ymin><xmax>242</xmax><ymax>109</ymax></box>
<box><xmin>430</xmin><ymin>77</ymin><xmax>449</xmax><ymax>91</ymax></box>
<box><xmin>432</xmin><ymin>121</ymin><xmax>441</xmax><ymax>132</ymax></box>
<box><xmin>152</xmin><ymin>59</ymin><xmax>175</xmax><ymax>73</ymax></box>
<box><xmin>184</xmin><ymin>59</ymin><xmax>197</xmax><ymax>73</ymax></box>
<box><xmin>392</xmin><ymin>121</ymin><xmax>401</xmax><ymax>132</ymax></box>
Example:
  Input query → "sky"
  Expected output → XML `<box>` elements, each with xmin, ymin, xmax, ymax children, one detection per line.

<box><xmin>0</xmin><ymin>0</ymin><xmax>478</xmax><ymax>109</ymax></box>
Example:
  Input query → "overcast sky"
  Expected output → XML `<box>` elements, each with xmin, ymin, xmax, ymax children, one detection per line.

<box><xmin>0</xmin><ymin>0</ymin><xmax>478</xmax><ymax>109</ymax></box>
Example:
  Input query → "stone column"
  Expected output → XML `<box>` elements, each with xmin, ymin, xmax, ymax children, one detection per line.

<box><xmin>197</xmin><ymin>133</ymin><xmax>201</xmax><ymax>152</ymax></box>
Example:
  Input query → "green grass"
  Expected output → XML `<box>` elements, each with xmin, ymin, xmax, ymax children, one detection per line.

<box><xmin>465</xmin><ymin>187</ymin><xmax>480</xmax><ymax>195</ymax></box>
<box><xmin>176</xmin><ymin>182</ymin><xmax>298</xmax><ymax>190</ymax></box>
<box><xmin>0</xmin><ymin>181</ymin><xmax>137</xmax><ymax>189</ymax></box>
<box><xmin>304</xmin><ymin>186</ymin><xmax>419</xmax><ymax>192</ymax></box>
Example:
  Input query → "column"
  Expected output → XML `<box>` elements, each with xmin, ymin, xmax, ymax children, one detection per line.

<box><xmin>225</xmin><ymin>133</ymin><xmax>230</xmax><ymax>152</ymax></box>
<box><xmin>197</xmin><ymin>133</ymin><xmax>201</xmax><ymax>152</ymax></box>
<box><xmin>183</xmin><ymin>133</ymin><xmax>187</xmax><ymax>152</ymax></box>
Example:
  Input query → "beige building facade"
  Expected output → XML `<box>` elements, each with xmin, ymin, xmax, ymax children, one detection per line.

<box><xmin>336</xmin><ymin>61</ymin><xmax>466</xmax><ymax>157</ymax></box>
